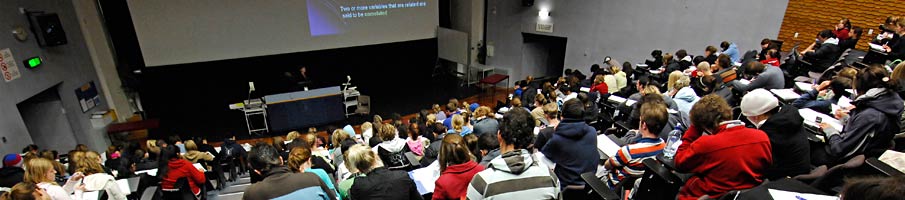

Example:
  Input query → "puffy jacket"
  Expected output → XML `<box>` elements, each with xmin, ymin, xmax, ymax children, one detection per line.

<box><xmin>433</xmin><ymin>161</ymin><xmax>484</xmax><ymax>200</ymax></box>
<box><xmin>675</xmin><ymin>121</ymin><xmax>772</xmax><ymax>200</ymax></box>
<box><xmin>804</xmin><ymin>38</ymin><xmax>841</xmax><ymax>73</ymax></box>
<box><xmin>183</xmin><ymin>150</ymin><xmax>214</xmax><ymax>164</ymax></box>
<box><xmin>472</xmin><ymin>118</ymin><xmax>500</xmax><ymax>137</ymax></box>
<box><xmin>672</xmin><ymin>87</ymin><xmax>699</xmax><ymax>116</ymax></box>
<box><xmin>83</xmin><ymin>173</ymin><xmax>127</xmax><ymax>200</ymax></box>
<box><xmin>244</xmin><ymin>166</ymin><xmax>335</xmax><ymax>200</ymax></box>
<box><xmin>825</xmin><ymin>88</ymin><xmax>904</xmax><ymax>161</ymax></box>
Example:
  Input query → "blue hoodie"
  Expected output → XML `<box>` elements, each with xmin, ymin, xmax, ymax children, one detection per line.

<box><xmin>541</xmin><ymin>118</ymin><xmax>599</xmax><ymax>188</ymax></box>
<box><xmin>723</xmin><ymin>43</ymin><xmax>741</xmax><ymax>63</ymax></box>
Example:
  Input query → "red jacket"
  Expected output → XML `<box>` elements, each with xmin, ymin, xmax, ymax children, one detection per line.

<box><xmin>760</xmin><ymin>58</ymin><xmax>779</xmax><ymax>67</ymax></box>
<box><xmin>675</xmin><ymin>121</ymin><xmax>772</xmax><ymax>200</ymax></box>
<box><xmin>834</xmin><ymin>28</ymin><xmax>850</xmax><ymax>41</ymax></box>
<box><xmin>433</xmin><ymin>161</ymin><xmax>484</xmax><ymax>200</ymax></box>
<box><xmin>161</xmin><ymin>159</ymin><xmax>207</xmax><ymax>194</ymax></box>
<box><xmin>590</xmin><ymin>82</ymin><xmax>609</xmax><ymax>94</ymax></box>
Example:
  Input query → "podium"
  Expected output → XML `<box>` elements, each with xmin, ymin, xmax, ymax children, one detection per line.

<box><xmin>264</xmin><ymin>86</ymin><xmax>345</xmax><ymax>132</ymax></box>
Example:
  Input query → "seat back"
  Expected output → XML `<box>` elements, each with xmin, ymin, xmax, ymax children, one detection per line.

<box><xmin>632</xmin><ymin>159</ymin><xmax>683</xmax><ymax>199</ymax></box>
<box><xmin>162</xmin><ymin>178</ymin><xmax>202</xmax><ymax>200</ymax></box>
<box><xmin>139</xmin><ymin>186</ymin><xmax>158</xmax><ymax>200</ymax></box>
<box><xmin>562</xmin><ymin>185</ymin><xmax>591</xmax><ymax>200</ymax></box>
<box><xmin>580</xmin><ymin>172</ymin><xmax>620</xmax><ymax>200</ymax></box>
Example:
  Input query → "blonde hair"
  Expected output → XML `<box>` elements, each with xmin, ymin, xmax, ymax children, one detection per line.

<box><xmin>451</xmin><ymin>114</ymin><xmax>465</xmax><ymax>133</ymax></box>
<box><xmin>668</xmin><ymin>71</ymin><xmax>691</xmax><ymax>90</ymax></box>
<box><xmin>303</xmin><ymin>133</ymin><xmax>317</xmax><ymax>148</ymax></box>
<box><xmin>594</xmin><ymin>74</ymin><xmax>606</xmax><ymax>85</ymax></box>
<box><xmin>24</xmin><ymin>158</ymin><xmax>56</xmax><ymax>184</ymax></box>
<box><xmin>331</xmin><ymin>129</ymin><xmax>350</xmax><ymax>149</ymax></box>
<box><xmin>361</xmin><ymin>122</ymin><xmax>373</xmax><ymax>133</ymax></box>
<box><xmin>425</xmin><ymin>114</ymin><xmax>437</xmax><ymax>124</ymax></box>
<box><xmin>474</xmin><ymin>106</ymin><xmax>494</xmax><ymax>119</ymax></box>
<box><xmin>377</xmin><ymin>124</ymin><xmax>397</xmax><ymax>141</ymax></box>
<box><xmin>642</xmin><ymin>85</ymin><xmax>662</xmax><ymax>95</ymax></box>
<box><xmin>77</xmin><ymin>151</ymin><xmax>105</xmax><ymax>175</ymax></box>
<box><xmin>184</xmin><ymin>140</ymin><xmax>199</xmax><ymax>151</ymax></box>
<box><xmin>697</xmin><ymin>62</ymin><xmax>711</xmax><ymax>73</ymax></box>
<box><xmin>286</xmin><ymin>131</ymin><xmax>301</xmax><ymax>141</ymax></box>
<box><xmin>611</xmin><ymin>65</ymin><xmax>622</xmax><ymax>73</ymax></box>
<box><xmin>346</xmin><ymin>144</ymin><xmax>381</xmax><ymax>173</ymax></box>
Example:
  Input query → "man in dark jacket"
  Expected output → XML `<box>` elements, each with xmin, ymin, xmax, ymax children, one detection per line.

<box><xmin>0</xmin><ymin>154</ymin><xmax>25</xmax><ymax>188</ymax></box>
<box><xmin>541</xmin><ymin>99</ymin><xmax>599</xmax><ymax>188</ymax></box>
<box><xmin>243</xmin><ymin>143</ymin><xmax>336</xmax><ymax>200</ymax></box>
<box><xmin>801</xmin><ymin>30</ymin><xmax>842</xmax><ymax>74</ymax></box>
<box><xmin>741</xmin><ymin>89</ymin><xmax>811</xmax><ymax>180</ymax></box>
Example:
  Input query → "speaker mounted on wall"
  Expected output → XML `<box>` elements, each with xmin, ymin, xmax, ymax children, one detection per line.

<box><xmin>25</xmin><ymin>11</ymin><xmax>67</xmax><ymax>47</ymax></box>
<box><xmin>522</xmin><ymin>0</ymin><xmax>535</xmax><ymax>7</ymax></box>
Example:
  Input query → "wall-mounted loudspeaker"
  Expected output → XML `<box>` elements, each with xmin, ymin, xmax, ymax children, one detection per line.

<box><xmin>26</xmin><ymin>12</ymin><xmax>67</xmax><ymax>47</ymax></box>
<box><xmin>523</xmin><ymin>0</ymin><xmax>534</xmax><ymax>7</ymax></box>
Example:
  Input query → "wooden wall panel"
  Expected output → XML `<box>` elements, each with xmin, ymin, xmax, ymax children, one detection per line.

<box><xmin>778</xmin><ymin>0</ymin><xmax>905</xmax><ymax>51</ymax></box>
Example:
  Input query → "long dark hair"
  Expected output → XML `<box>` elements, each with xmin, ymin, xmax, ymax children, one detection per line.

<box><xmin>158</xmin><ymin>145</ymin><xmax>179</xmax><ymax>178</ymax></box>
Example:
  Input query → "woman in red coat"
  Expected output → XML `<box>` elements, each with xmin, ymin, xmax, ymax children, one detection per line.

<box><xmin>160</xmin><ymin>145</ymin><xmax>207</xmax><ymax>196</ymax></box>
<box><xmin>433</xmin><ymin>134</ymin><xmax>485</xmax><ymax>200</ymax></box>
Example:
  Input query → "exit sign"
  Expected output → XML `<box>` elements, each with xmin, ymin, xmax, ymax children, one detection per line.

<box><xmin>24</xmin><ymin>56</ymin><xmax>41</xmax><ymax>69</ymax></box>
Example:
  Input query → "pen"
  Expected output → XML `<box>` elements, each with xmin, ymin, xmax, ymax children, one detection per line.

<box><xmin>795</xmin><ymin>195</ymin><xmax>807</xmax><ymax>200</ymax></box>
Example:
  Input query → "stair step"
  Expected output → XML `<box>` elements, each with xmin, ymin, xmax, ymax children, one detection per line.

<box><xmin>216</xmin><ymin>192</ymin><xmax>244</xmax><ymax>200</ymax></box>
<box><xmin>220</xmin><ymin>183</ymin><xmax>251</xmax><ymax>194</ymax></box>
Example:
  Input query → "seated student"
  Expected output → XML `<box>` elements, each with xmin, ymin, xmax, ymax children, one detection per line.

<box><xmin>447</xmin><ymin>114</ymin><xmax>474</xmax><ymax>136</ymax></box>
<box><xmin>611</xmin><ymin>63</ymin><xmax>629</xmax><ymax>92</ymax></box>
<box><xmin>721</xmin><ymin>41</ymin><xmax>741</xmax><ymax>63</ymax></box>
<box><xmin>704</xmin><ymin>46</ymin><xmax>719</xmax><ymax>65</ymax></box>
<box><xmin>713</xmin><ymin>54</ymin><xmax>737</xmax><ymax>84</ymax></box>
<box><xmin>467</xmin><ymin>108</ymin><xmax>560</xmax><ymax>200</ymax></box>
<box><xmin>627</xmin><ymin>85</ymin><xmax>680</xmax><ymax>129</ymax></box>
<box><xmin>800</xmin><ymin>30</ymin><xmax>842</xmax><ymax>75</ymax></box>
<box><xmin>532</xmin><ymin>103</ymin><xmax>560</xmax><ymax>152</ymax></box>
<box><xmin>336</xmin><ymin>139</ymin><xmax>363</xmax><ymax>199</ymax></box>
<box><xmin>839</xmin><ymin>26</ymin><xmax>863</xmax><ymax>51</ymax></box>
<box><xmin>371</xmin><ymin>124</ymin><xmax>414</xmax><ymax>170</ymax></box>
<box><xmin>690</xmin><ymin>62</ymin><xmax>714</xmax><ymax>96</ymax></box>
<box><xmin>476</xmin><ymin>133</ymin><xmax>501</xmax><ymax>167</ymax></box>
<box><xmin>740</xmin><ymin>89</ymin><xmax>811</xmax><ymax>180</ymax></box>
<box><xmin>433</xmin><ymin>134</ymin><xmax>484</xmax><ymax>200</ymax></box>
<box><xmin>541</xmin><ymin>99</ymin><xmax>599</xmax><ymax>188</ymax></box>
<box><xmin>287</xmin><ymin>147</ymin><xmax>340</xmax><ymax>199</ymax></box>
<box><xmin>159</xmin><ymin>146</ymin><xmax>206</xmax><ymax>199</ymax></box>
<box><xmin>348</xmin><ymin>144</ymin><xmax>422</xmax><ymax>200</ymax></box>
<box><xmin>758</xmin><ymin>38</ymin><xmax>779</xmax><ymax>61</ymax></box>
<box><xmin>244</xmin><ymin>143</ymin><xmax>336</xmax><ymax>200</ymax></box>
<box><xmin>675</xmin><ymin>95</ymin><xmax>772</xmax><ymax>200</ymax></box>
<box><xmin>604</xmin><ymin>102</ymin><xmax>667</xmax><ymax>188</ymax></box>
<box><xmin>626</xmin><ymin>77</ymin><xmax>678</xmax><ymax>110</ymax></box>
<box><xmin>834</xmin><ymin>18</ymin><xmax>852</xmax><ymax>41</ymax></box>
<box><xmin>760</xmin><ymin>49</ymin><xmax>781</xmax><ymax>67</ymax></box>
<box><xmin>730</xmin><ymin>62</ymin><xmax>785</xmax><ymax>92</ymax></box>
<box><xmin>668</xmin><ymin>71</ymin><xmax>699</xmax><ymax>116</ymax></box>
<box><xmin>662</xmin><ymin>53</ymin><xmax>680</xmax><ymax>74</ymax></box>
<box><xmin>2</xmin><ymin>182</ymin><xmax>52</xmax><ymax>200</ymax></box>
<box><xmin>590</xmin><ymin>75</ymin><xmax>609</xmax><ymax>95</ymax></box>
<box><xmin>625</xmin><ymin>94</ymin><xmax>689</xmax><ymax>142</ymax></box>
<box><xmin>792</xmin><ymin>76</ymin><xmax>852</xmax><ymax>115</ymax></box>
<box><xmin>421</xmin><ymin>123</ymin><xmax>449</xmax><ymax>166</ymax></box>
<box><xmin>814</xmin><ymin>66</ymin><xmax>904</xmax><ymax>166</ymax></box>
<box><xmin>881</xmin><ymin>20</ymin><xmax>905</xmax><ymax>63</ymax></box>
<box><xmin>75</xmin><ymin>151</ymin><xmax>128</xmax><ymax>200</ymax></box>
<box><xmin>296</xmin><ymin>134</ymin><xmax>336</xmax><ymax>177</ymax></box>
<box><xmin>675</xmin><ymin>49</ymin><xmax>693</xmax><ymax>72</ymax></box>
<box><xmin>473</xmin><ymin>106</ymin><xmax>500</xmax><ymax>137</ymax></box>
<box><xmin>1</xmin><ymin>154</ymin><xmax>25</xmax><ymax>188</ymax></box>
<box><xmin>644</xmin><ymin>50</ymin><xmax>664</xmax><ymax>70</ymax></box>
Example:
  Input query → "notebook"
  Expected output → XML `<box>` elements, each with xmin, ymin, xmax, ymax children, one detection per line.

<box><xmin>597</xmin><ymin>134</ymin><xmax>622</xmax><ymax>158</ymax></box>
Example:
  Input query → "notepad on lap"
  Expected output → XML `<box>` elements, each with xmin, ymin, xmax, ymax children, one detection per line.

<box><xmin>597</xmin><ymin>134</ymin><xmax>621</xmax><ymax>157</ymax></box>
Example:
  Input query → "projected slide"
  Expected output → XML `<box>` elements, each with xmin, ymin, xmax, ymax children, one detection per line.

<box><xmin>308</xmin><ymin>0</ymin><xmax>430</xmax><ymax>36</ymax></box>
<box><xmin>127</xmin><ymin>0</ymin><xmax>437</xmax><ymax>67</ymax></box>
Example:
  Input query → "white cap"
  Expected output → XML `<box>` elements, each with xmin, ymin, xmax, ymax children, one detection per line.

<box><xmin>740</xmin><ymin>89</ymin><xmax>779</xmax><ymax>116</ymax></box>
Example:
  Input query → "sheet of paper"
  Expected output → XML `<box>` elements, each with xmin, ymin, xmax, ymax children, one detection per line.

<box><xmin>768</xmin><ymin>189</ymin><xmax>838</xmax><ymax>200</ymax></box>
<box><xmin>597</xmin><ymin>134</ymin><xmax>622</xmax><ymax>157</ymax></box>
<box><xmin>408</xmin><ymin>161</ymin><xmax>440</xmax><ymax>195</ymax></box>
<box><xmin>770</xmin><ymin>89</ymin><xmax>801</xmax><ymax>101</ymax></box>
<box><xmin>795</xmin><ymin>82</ymin><xmax>814</xmax><ymax>92</ymax></box>
<box><xmin>879</xmin><ymin>150</ymin><xmax>905</xmax><ymax>174</ymax></box>
<box><xmin>608</xmin><ymin>95</ymin><xmax>627</xmax><ymax>104</ymax></box>
<box><xmin>837</xmin><ymin>96</ymin><xmax>852</xmax><ymax>108</ymax></box>
<box><xmin>115</xmin><ymin>179</ymin><xmax>133</xmax><ymax>195</ymax></box>
<box><xmin>135</xmin><ymin>168</ymin><xmax>158</xmax><ymax>176</ymax></box>
<box><xmin>799</xmin><ymin>108</ymin><xmax>843</xmax><ymax>132</ymax></box>
<box><xmin>738</xmin><ymin>79</ymin><xmax>751</xmax><ymax>85</ymax></box>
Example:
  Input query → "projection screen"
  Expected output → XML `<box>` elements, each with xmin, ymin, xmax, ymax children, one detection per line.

<box><xmin>126</xmin><ymin>0</ymin><xmax>439</xmax><ymax>67</ymax></box>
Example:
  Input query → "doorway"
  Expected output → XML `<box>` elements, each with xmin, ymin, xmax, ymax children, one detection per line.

<box><xmin>17</xmin><ymin>85</ymin><xmax>78</xmax><ymax>152</ymax></box>
<box><xmin>522</xmin><ymin>33</ymin><xmax>567</xmax><ymax>78</ymax></box>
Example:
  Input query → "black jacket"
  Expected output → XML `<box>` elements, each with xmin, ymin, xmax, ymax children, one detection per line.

<box><xmin>758</xmin><ymin>104</ymin><xmax>811</xmax><ymax>180</ymax></box>
<box><xmin>0</xmin><ymin>167</ymin><xmax>24</xmax><ymax>188</ymax></box>
<box><xmin>804</xmin><ymin>41</ymin><xmax>842</xmax><ymax>73</ymax></box>
<box><xmin>350</xmin><ymin>167</ymin><xmax>423</xmax><ymax>200</ymax></box>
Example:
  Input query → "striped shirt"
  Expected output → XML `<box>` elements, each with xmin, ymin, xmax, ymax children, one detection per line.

<box><xmin>466</xmin><ymin>149</ymin><xmax>560</xmax><ymax>200</ymax></box>
<box><xmin>606</xmin><ymin>137</ymin><xmax>665</xmax><ymax>187</ymax></box>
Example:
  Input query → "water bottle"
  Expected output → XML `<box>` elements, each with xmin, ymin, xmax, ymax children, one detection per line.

<box><xmin>663</xmin><ymin>123</ymin><xmax>683</xmax><ymax>160</ymax></box>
